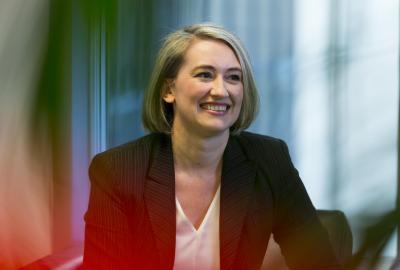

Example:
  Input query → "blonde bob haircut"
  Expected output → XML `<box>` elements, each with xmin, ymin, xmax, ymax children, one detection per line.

<box><xmin>142</xmin><ymin>23</ymin><xmax>259</xmax><ymax>135</ymax></box>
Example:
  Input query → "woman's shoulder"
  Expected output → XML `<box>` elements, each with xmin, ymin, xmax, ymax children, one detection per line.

<box><xmin>237</xmin><ymin>131</ymin><xmax>287</xmax><ymax>150</ymax></box>
<box><xmin>236</xmin><ymin>132</ymin><xmax>299</xmax><ymax>196</ymax></box>
<box><xmin>235</xmin><ymin>131</ymin><xmax>293</xmax><ymax>169</ymax></box>
<box><xmin>91</xmin><ymin>133</ymin><xmax>164</xmax><ymax>166</ymax></box>
<box><xmin>238</xmin><ymin>131</ymin><xmax>281</xmax><ymax>142</ymax></box>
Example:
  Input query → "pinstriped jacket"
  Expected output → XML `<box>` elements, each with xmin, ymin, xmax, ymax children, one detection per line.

<box><xmin>83</xmin><ymin>132</ymin><xmax>340</xmax><ymax>270</ymax></box>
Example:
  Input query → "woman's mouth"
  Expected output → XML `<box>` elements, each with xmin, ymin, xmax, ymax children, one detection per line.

<box><xmin>200</xmin><ymin>103</ymin><xmax>230</xmax><ymax>112</ymax></box>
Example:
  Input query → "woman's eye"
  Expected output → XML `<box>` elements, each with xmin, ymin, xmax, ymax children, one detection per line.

<box><xmin>228</xmin><ymin>74</ymin><xmax>241</xmax><ymax>82</ymax></box>
<box><xmin>195</xmin><ymin>72</ymin><xmax>213</xmax><ymax>79</ymax></box>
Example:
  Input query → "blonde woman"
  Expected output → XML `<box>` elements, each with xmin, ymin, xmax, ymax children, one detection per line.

<box><xmin>83</xmin><ymin>23</ymin><xmax>340</xmax><ymax>270</ymax></box>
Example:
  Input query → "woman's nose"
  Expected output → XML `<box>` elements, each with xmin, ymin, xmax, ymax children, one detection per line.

<box><xmin>210</xmin><ymin>76</ymin><xmax>229</xmax><ymax>97</ymax></box>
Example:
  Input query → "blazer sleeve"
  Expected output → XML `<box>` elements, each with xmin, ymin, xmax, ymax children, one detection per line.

<box><xmin>82</xmin><ymin>154</ymin><xmax>134</xmax><ymax>270</ymax></box>
<box><xmin>271</xmin><ymin>140</ymin><xmax>342</xmax><ymax>270</ymax></box>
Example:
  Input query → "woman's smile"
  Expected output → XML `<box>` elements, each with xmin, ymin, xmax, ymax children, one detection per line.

<box><xmin>200</xmin><ymin>102</ymin><xmax>231</xmax><ymax>114</ymax></box>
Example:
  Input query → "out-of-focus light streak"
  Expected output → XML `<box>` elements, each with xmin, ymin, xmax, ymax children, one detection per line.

<box><xmin>0</xmin><ymin>0</ymin><xmax>52</xmax><ymax>269</ymax></box>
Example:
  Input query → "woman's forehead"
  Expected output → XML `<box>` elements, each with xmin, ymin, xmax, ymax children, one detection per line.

<box><xmin>181</xmin><ymin>39</ymin><xmax>241</xmax><ymax>70</ymax></box>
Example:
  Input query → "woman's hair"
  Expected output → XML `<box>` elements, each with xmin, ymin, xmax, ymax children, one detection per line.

<box><xmin>142</xmin><ymin>23</ymin><xmax>259</xmax><ymax>135</ymax></box>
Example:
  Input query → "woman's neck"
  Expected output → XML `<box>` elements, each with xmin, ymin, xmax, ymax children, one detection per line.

<box><xmin>171</xmin><ymin>126</ymin><xmax>229</xmax><ymax>172</ymax></box>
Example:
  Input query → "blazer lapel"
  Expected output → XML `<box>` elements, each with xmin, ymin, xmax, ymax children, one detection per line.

<box><xmin>144</xmin><ymin>134</ymin><xmax>176</xmax><ymax>270</ymax></box>
<box><xmin>220</xmin><ymin>136</ymin><xmax>257</xmax><ymax>270</ymax></box>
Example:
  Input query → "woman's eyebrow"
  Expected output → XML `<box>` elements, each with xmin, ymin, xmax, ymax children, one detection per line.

<box><xmin>192</xmin><ymin>65</ymin><xmax>215</xmax><ymax>71</ymax></box>
<box><xmin>192</xmin><ymin>65</ymin><xmax>242</xmax><ymax>72</ymax></box>
<box><xmin>227</xmin><ymin>67</ymin><xmax>242</xmax><ymax>73</ymax></box>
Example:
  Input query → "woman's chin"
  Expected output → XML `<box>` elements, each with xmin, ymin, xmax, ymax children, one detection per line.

<box><xmin>172</xmin><ymin>117</ymin><xmax>236</xmax><ymax>138</ymax></box>
<box><xmin>193</xmin><ymin>123</ymin><xmax>232</xmax><ymax>137</ymax></box>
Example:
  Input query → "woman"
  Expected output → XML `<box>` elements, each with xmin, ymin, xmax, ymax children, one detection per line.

<box><xmin>83</xmin><ymin>23</ymin><xmax>341</xmax><ymax>270</ymax></box>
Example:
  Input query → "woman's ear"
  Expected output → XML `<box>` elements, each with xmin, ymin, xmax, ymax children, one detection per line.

<box><xmin>162</xmin><ymin>80</ymin><xmax>175</xmax><ymax>103</ymax></box>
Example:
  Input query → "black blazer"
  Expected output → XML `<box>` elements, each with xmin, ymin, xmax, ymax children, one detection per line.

<box><xmin>83</xmin><ymin>132</ymin><xmax>341</xmax><ymax>270</ymax></box>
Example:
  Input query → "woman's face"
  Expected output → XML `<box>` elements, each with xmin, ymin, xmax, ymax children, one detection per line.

<box><xmin>163</xmin><ymin>39</ymin><xmax>243</xmax><ymax>137</ymax></box>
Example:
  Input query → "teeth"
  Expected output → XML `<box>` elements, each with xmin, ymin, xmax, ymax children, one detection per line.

<box><xmin>202</xmin><ymin>104</ymin><xmax>228</xmax><ymax>111</ymax></box>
